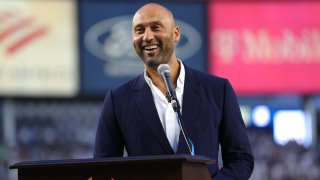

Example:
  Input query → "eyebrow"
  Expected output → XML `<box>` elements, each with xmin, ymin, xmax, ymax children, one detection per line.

<box><xmin>134</xmin><ymin>20</ymin><xmax>164</xmax><ymax>28</ymax></box>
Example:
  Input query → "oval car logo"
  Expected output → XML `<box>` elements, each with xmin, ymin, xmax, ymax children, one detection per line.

<box><xmin>84</xmin><ymin>16</ymin><xmax>202</xmax><ymax>76</ymax></box>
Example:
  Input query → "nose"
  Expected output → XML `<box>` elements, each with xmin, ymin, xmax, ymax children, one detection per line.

<box><xmin>143</xmin><ymin>29</ymin><xmax>154</xmax><ymax>42</ymax></box>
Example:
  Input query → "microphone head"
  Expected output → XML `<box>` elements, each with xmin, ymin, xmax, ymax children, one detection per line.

<box><xmin>157</xmin><ymin>64</ymin><xmax>170</xmax><ymax>76</ymax></box>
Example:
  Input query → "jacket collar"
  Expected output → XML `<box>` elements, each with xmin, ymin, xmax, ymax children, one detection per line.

<box><xmin>132</xmin><ymin>66</ymin><xmax>201</xmax><ymax>155</ymax></box>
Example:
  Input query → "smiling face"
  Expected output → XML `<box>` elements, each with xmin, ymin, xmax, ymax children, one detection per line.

<box><xmin>132</xmin><ymin>4</ymin><xmax>180</xmax><ymax>69</ymax></box>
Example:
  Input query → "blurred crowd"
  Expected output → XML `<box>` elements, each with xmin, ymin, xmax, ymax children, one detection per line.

<box><xmin>0</xmin><ymin>100</ymin><xmax>319</xmax><ymax>180</ymax></box>
<box><xmin>248</xmin><ymin>130</ymin><xmax>320</xmax><ymax>180</ymax></box>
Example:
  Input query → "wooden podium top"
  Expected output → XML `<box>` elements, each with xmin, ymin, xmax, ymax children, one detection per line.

<box><xmin>10</xmin><ymin>154</ymin><xmax>215</xmax><ymax>169</ymax></box>
<box><xmin>10</xmin><ymin>154</ymin><xmax>215</xmax><ymax>180</ymax></box>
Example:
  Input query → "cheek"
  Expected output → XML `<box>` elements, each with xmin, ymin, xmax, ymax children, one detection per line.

<box><xmin>133</xmin><ymin>36</ymin><xmax>143</xmax><ymax>45</ymax></box>
<box><xmin>133</xmin><ymin>40</ymin><xmax>140</xmax><ymax>50</ymax></box>
<box><xmin>133</xmin><ymin>40</ymin><xmax>143</xmax><ymax>57</ymax></box>
<box><xmin>133</xmin><ymin>41</ymin><xmax>138</xmax><ymax>48</ymax></box>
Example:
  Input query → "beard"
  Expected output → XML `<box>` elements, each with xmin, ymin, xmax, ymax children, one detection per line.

<box><xmin>143</xmin><ymin>57</ymin><xmax>164</xmax><ymax>70</ymax></box>
<box><xmin>135</xmin><ymin>40</ymin><xmax>175</xmax><ymax>70</ymax></box>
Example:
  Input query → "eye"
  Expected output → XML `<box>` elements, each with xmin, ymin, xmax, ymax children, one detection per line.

<box><xmin>151</xmin><ymin>24</ymin><xmax>162</xmax><ymax>31</ymax></box>
<box><xmin>135</xmin><ymin>27</ymin><xmax>144</xmax><ymax>34</ymax></box>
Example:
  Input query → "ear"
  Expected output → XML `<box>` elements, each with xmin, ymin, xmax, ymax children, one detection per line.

<box><xmin>173</xmin><ymin>26</ymin><xmax>180</xmax><ymax>43</ymax></box>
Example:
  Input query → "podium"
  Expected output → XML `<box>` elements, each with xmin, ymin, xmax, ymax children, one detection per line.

<box><xmin>10</xmin><ymin>154</ymin><xmax>215</xmax><ymax>180</ymax></box>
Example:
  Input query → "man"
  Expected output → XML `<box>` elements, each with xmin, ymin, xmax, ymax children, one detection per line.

<box><xmin>94</xmin><ymin>3</ymin><xmax>254</xmax><ymax>179</ymax></box>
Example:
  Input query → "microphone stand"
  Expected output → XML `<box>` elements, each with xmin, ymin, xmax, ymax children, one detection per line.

<box><xmin>158</xmin><ymin>63</ymin><xmax>194</xmax><ymax>155</ymax></box>
<box><xmin>168</xmin><ymin>93</ymin><xmax>194</xmax><ymax>156</ymax></box>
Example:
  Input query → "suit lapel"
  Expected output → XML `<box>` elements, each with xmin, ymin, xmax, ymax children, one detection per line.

<box><xmin>132</xmin><ymin>75</ymin><xmax>174</xmax><ymax>154</ymax></box>
<box><xmin>177</xmin><ymin>67</ymin><xmax>201</xmax><ymax>154</ymax></box>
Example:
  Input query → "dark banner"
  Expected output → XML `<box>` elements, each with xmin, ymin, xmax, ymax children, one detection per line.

<box><xmin>0</xmin><ymin>101</ymin><xmax>2</xmax><ymax>144</ymax></box>
<box><xmin>79</xmin><ymin>1</ymin><xmax>207</xmax><ymax>96</ymax></box>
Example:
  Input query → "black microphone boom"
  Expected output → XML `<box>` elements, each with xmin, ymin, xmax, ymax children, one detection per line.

<box><xmin>157</xmin><ymin>64</ymin><xmax>194</xmax><ymax>155</ymax></box>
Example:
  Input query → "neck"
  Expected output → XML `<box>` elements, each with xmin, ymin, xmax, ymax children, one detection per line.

<box><xmin>145</xmin><ymin>59</ymin><xmax>181</xmax><ymax>95</ymax></box>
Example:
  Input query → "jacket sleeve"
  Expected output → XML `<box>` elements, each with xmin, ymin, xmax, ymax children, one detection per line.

<box><xmin>214</xmin><ymin>80</ymin><xmax>254</xmax><ymax>179</ymax></box>
<box><xmin>93</xmin><ymin>90</ymin><xmax>125</xmax><ymax>158</ymax></box>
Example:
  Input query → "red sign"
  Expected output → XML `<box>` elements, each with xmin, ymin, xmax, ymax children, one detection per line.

<box><xmin>0</xmin><ymin>1</ymin><xmax>78</xmax><ymax>97</ymax></box>
<box><xmin>208</xmin><ymin>2</ymin><xmax>320</xmax><ymax>95</ymax></box>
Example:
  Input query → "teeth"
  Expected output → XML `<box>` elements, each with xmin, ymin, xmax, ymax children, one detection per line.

<box><xmin>144</xmin><ymin>45</ymin><xmax>157</xmax><ymax>50</ymax></box>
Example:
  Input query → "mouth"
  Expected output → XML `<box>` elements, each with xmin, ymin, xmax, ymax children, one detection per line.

<box><xmin>143</xmin><ymin>44</ymin><xmax>159</xmax><ymax>51</ymax></box>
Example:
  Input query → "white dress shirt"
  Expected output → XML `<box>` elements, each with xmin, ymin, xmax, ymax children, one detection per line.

<box><xmin>144</xmin><ymin>61</ymin><xmax>185</xmax><ymax>152</ymax></box>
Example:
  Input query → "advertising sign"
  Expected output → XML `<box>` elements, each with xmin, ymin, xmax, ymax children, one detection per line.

<box><xmin>79</xmin><ymin>2</ymin><xmax>207</xmax><ymax>95</ymax></box>
<box><xmin>0</xmin><ymin>1</ymin><xmax>78</xmax><ymax>97</ymax></box>
<box><xmin>209</xmin><ymin>2</ymin><xmax>320</xmax><ymax>95</ymax></box>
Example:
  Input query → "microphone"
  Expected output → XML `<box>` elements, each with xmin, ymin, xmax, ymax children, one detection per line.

<box><xmin>157</xmin><ymin>64</ymin><xmax>194</xmax><ymax>155</ymax></box>
<box><xmin>157</xmin><ymin>64</ymin><xmax>179</xmax><ymax>111</ymax></box>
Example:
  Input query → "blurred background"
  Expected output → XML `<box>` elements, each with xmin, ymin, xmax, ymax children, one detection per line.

<box><xmin>1</xmin><ymin>0</ymin><xmax>320</xmax><ymax>179</ymax></box>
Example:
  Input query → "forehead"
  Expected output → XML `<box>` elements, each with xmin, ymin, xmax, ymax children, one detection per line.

<box><xmin>132</xmin><ymin>6</ymin><xmax>173</xmax><ymax>27</ymax></box>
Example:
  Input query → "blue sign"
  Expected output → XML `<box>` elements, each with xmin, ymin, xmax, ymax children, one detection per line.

<box><xmin>79</xmin><ymin>1</ymin><xmax>207</xmax><ymax>96</ymax></box>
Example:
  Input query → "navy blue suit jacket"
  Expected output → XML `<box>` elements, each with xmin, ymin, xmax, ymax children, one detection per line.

<box><xmin>94</xmin><ymin>65</ymin><xmax>254</xmax><ymax>179</ymax></box>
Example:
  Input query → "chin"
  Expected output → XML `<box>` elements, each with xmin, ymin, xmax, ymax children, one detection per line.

<box><xmin>144</xmin><ymin>59</ymin><xmax>161</xmax><ymax>69</ymax></box>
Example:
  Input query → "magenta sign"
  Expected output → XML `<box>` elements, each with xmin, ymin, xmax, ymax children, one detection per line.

<box><xmin>209</xmin><ymin>2</ymin><xmax>320</xmax><ymax>95</ymax></box>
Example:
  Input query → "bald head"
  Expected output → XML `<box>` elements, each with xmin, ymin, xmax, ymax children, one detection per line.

<box><xmin>133</xmin><ymin>3</ymin><xmax>176</xmax><ymax>28</ymax></box>
<box><xmin>132</xmin><ymin>3</ymin><xmax>180</xmax><ymax>69</ymax></box>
